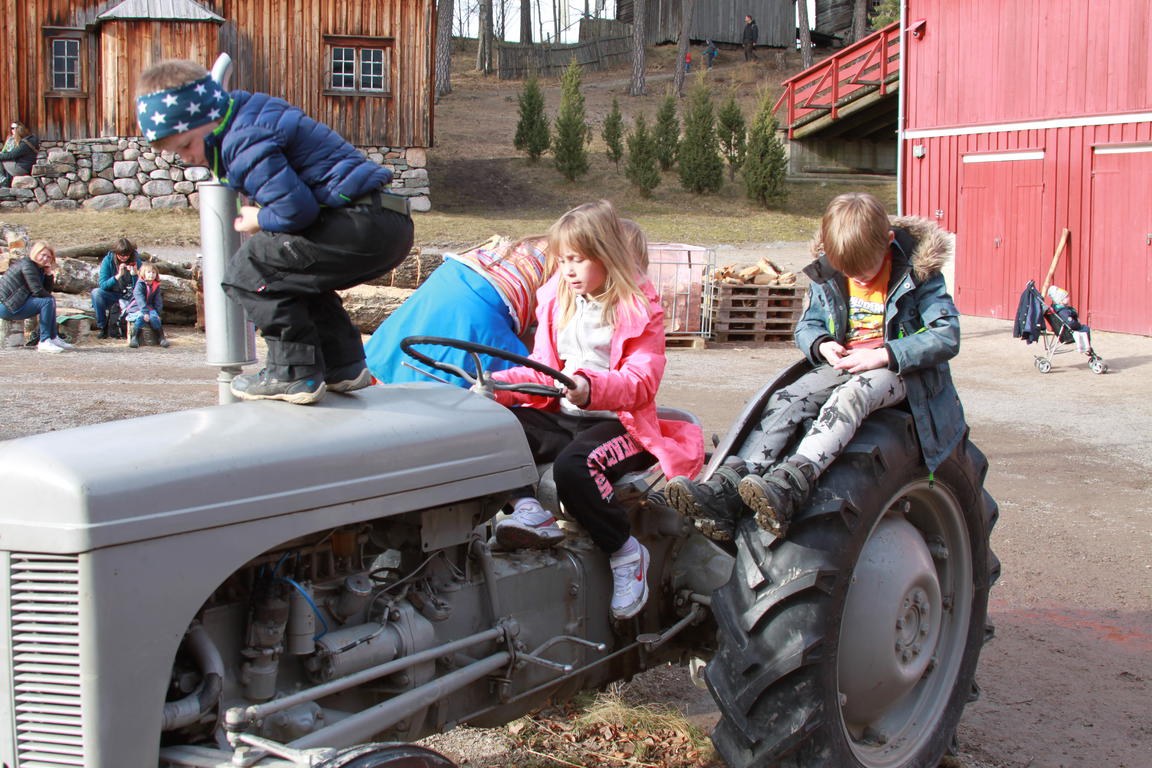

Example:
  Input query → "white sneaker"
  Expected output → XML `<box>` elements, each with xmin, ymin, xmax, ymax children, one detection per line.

<box><xmin>609</xmin><ymin>541</ymin><xmax>650</xmax><ymax>620</ymax></box>
<box><xmin>494</xmin><ymin>500</ymin><xmax>565</xmax><ymax>549</ymax></box>
<box><xmin>37</xmin><ymin>340</ymin><xmax>64</xmax><ymax>353</ymax></box>
<box><xmin>50</xmin><ymin>337</ymin><xmax>73</xmax><ymax>349</ymax></box>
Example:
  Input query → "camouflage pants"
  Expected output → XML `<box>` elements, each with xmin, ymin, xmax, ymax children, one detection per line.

<box><xmin>737</xmin><ymin>364</ymin><xmax>907</xmax><ymax>475</ymax></box>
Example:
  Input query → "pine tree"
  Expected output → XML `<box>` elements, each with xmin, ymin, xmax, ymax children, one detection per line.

<box><xmin>625</xmin><ymin>114</ymin><xmax>661</xmax><ymax>197</ymax></box>
<box><xmin>513</xmin><ymin>74</ymin><xmax>550</xmax><ymax>162</ymax></box>
<box><xmin>870</xmin><ymin>0</ymin><xmax>901</xmax><ymax>27</ymax></box>
<box><xmin>653</xmin><ymin>90</ymin><xmax>680</xmax><ymax>172</ymax></box>
<box><xmin>602</xmin><ymin>98</ymin><xmax>625</xmax><ymax>171</ymax></box>
<box><xmin>553</xmin><ymin>60</ymin><xmax>590</xmax><ymax>181</ymax></box>
<box><xmin>677</xmin><ymin>76</ymin><xmax>724</xmax><ymax>194</ymax></box>
<box><xmin>743</xmin><ymin>93</ymin><xmax>789</xmax><ymax>207</ymax></box>
<box><xmin>717</xmin><ymin>92</ymin><xmax>747</xmax><ymax>181</ymax></box>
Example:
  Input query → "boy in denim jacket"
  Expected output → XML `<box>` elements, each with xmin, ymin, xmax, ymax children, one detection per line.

<box><xmin>137</xmin><ymin>59</ymin><xmax>414</xmax><ymax>404</ymax></box>
<box><xmin>669</xmin><ymin>193</ymin><xmax>965</xmax><ymax>538</ymax></box>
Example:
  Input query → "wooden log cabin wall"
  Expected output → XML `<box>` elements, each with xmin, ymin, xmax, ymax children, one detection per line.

<box><xmin>0</xmin><ymin>0</ymin><xmax>434</xmax><ymax>205</ymax></box>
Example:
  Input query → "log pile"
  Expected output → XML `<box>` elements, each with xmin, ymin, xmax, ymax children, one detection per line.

<box><xmin>712</xmin><ymin>258</ymin><xmax>798</xmax><ymax>287</ymax></box>
<box><xmin>0</xmin><ymin>229</ymin><xmax>433</xmax><ymax>335</ymax></box>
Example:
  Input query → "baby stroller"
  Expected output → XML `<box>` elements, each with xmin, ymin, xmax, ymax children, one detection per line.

<box><xmin>1013</xmin><ymin>281</ymin><xmax>1107</xmax><ymax>374</ymax></box>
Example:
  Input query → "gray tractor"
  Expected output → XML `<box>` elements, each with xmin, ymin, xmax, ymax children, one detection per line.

<box><xmin>0</xmin><ymin>334</ymin><xmax>998</xmax><ymax>768</ymax></box>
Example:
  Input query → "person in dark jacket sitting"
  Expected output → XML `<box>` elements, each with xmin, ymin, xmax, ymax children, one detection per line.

<box><xmin>667</xmin><ymin>194</ymin><xmax>965</xmax><ymax>541</ymax></box>
<box><xmin>91</xmin><ymin>237</ymin><xmax>142</xmax><ymax>338</ymax></box>
<box><xmin>0</xmin><ymin>241</ymin><xmax>72</xmax><ymax>352</ymax></box>
<box><xmin>0</xmin><ymin>121</ymin><xmax>39</xmax><ymax>188</ymax></box>
<box><xmin>124</xmin><ymin>261</ymin><xmax>171</xmax><ymax>349</ymax></box>
<box><xmin>136</xmin><ymin>59</ymin><xmax>415</xmax><ymax>405</ymax></box>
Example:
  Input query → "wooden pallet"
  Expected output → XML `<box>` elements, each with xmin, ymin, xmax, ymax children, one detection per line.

<box><xmin>665</xmin><ymin>335</ymin><xmax>708</xmax><ymax>349</ymax></box>
<box><xmin>709</xmin><ymin>283</ymin><xmax>803</xmax><ymax>342</ymax></box>
<box><xmin>712</xmin><ymin>329</ymin><xmax>794</xmax><ymax>344</ymax></box>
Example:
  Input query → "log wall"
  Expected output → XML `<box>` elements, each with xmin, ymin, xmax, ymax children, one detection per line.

<box><xmin>0</xmin><ymin>0</ymin><xmax>434</xmax><ymax>148</ymax></box>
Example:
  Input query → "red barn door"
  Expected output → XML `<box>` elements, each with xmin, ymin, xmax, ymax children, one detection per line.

<box><xmin>956</xmin><ymin>153</ymin><xmax>1046</xmax><ymax>319</ymax></box>
<box><xmin>1087</xmin><ymin>147</ymin><xmax>1152</xmax><ymax>336</ymax></box>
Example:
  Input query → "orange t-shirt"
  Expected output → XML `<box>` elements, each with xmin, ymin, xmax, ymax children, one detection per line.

<box><xmin>845</xmin><ymin>255</ymin><xmax>891</xmax><ymax>350</ymax></box>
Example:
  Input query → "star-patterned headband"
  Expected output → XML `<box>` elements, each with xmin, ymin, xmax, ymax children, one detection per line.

<box><xmin>136</xmin><ymin>75</ymin><xmax>229</xmax><ymax>142</ymax></box>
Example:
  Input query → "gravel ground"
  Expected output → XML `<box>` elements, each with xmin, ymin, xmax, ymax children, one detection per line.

<box><xmin>1</xmin><ymin>263</ymin><xmax>1149</xmax><ymax>768</ymax></box>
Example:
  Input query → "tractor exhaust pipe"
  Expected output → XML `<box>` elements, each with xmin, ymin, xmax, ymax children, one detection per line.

<box><xmin>199</xmin><ymin>53</ymin><xmax>256</xmax><ymax>403</ymax></box>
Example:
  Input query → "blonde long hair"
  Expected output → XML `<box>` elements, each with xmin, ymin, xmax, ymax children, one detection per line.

<box><xmin>551</xmin><ymin>201</ymin><xmax>646</xmax><ymax>328</ymax></box>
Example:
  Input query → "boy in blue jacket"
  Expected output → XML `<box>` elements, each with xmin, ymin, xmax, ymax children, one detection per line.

<box><xmin>668</xmin><ymin>193</ymin><xmax>965</xmax><ymax>539</ymax></box>
<box><xmin>137</xmin><ymin>59</ymin><xmax>414</xmax><ymax>404</ymax></box>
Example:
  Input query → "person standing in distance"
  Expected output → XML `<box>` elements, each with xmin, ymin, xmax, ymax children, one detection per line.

<box><xmin>742</xmin><ymin>15</ymin><xmax>759</xmax><ymax>61</ymax></box>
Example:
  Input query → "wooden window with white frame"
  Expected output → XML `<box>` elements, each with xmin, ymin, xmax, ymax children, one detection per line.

<box><xmin>324</xmin><ymin>36</ymin><xmax>392</xmax><ymax>96</ymax></box>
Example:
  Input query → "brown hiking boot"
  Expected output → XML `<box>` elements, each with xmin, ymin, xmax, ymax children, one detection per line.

<box><xmin>738</xmin><ymin>458</ymin><xmax>818</xmax><ymax>538</ymax></box>
<box><xmin>666</xmin><ymin>457</ymin><xmax>748</xmax><ymax>540</ymax></box>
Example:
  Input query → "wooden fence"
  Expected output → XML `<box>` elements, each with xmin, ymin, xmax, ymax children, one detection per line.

<box><xmin>495</xmin><ymin>36</ymin><xmax>632</xmax><ymax>79</ymax></box>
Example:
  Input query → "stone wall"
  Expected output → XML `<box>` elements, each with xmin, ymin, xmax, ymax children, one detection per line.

<box><xmin>0</xmin><ymin>138</ymin><xmax>431</xmax><ymax>213</ymax></box>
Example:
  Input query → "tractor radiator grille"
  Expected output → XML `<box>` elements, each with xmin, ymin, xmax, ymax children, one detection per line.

<box><xmin>9</xmin><ymin>554</ymin><xmax>85</xmax><ymax>768</ymax></box>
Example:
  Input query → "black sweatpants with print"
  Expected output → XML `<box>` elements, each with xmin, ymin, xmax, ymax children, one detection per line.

<box><xmin>222</xmin><ymin>197</ymin><xmax>414</xmax><ymax>381</ymax></box>
<box><xmin>512</xmin><ymin>408</ymin><xmax>655</xmax><ymax>554</ymax></box>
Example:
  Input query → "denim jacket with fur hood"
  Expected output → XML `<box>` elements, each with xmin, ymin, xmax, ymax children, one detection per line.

<box><xmin>796</xmin><ymin>216</ymin><xmax>965</xmax><ymax>471</ymax></box>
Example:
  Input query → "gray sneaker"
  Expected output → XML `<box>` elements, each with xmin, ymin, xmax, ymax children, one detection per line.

<box><xmin>231</xmin><ymin>371</ymin><xmax>326</xmax><ymax>405</ymax></box>
<box><xmin>326</xmin><ymin>363</ymin><xmax>374</xmax><ymax>393</ymax></box>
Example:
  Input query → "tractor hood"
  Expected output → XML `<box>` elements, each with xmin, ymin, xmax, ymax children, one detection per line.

<box><xmin>0</xmin><ymin>384</ymin><xmax>537</xmax><ymax>554</ymax></box>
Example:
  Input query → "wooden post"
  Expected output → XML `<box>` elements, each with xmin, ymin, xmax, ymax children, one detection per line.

<box><xmin>1040</xmin><ymin>228</ymin><xmax>1071</xmax><ymax>298</ymax></box>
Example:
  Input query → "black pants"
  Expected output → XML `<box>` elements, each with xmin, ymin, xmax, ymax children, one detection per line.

<box><xmin>222</xmin><ymin>200</ymin><xmax>414</xmax><ymax>380</ymax></box>
<box><xmin>743</xmin><ymin>43</ymin><xmax>757</xmax><ymax>61</ymax></box>
<box><xmin>513</xmin><ymin>408</ymin><xmax>655</xmax><ymax>554</ymax></box>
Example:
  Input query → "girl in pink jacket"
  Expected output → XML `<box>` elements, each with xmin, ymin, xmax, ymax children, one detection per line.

<box><xmin>492</xmin><ymin>201</ymin><xmax>704</xmax><ymax>621</ymax></box>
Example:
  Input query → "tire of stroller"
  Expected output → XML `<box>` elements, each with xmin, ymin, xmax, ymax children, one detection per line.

<box><xmin>1089</xmin><ymin>358</ymin><xmax>1108</xmax><ymax>375</ymax></box>
<box><xmin>1035</xmin><ymin>358</ymin><xmax>1052</xmax><ymax>374</ymax></box>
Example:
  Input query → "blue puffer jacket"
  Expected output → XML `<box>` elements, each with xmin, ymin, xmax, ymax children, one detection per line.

<box><xmin>796</xmin><ymin>217</ymin><xmax>966</xmax><ymax>471</ymax></box>
<box><xmin>203</xmin><ymin>91</ymin><xmax>392</xmax><ymax>233</ymax></box>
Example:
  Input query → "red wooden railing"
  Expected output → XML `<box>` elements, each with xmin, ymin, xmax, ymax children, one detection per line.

<box><xmin>773</xmin><ymin>22</ymin><xmax>901</xmax><ymax>138</ymax></box>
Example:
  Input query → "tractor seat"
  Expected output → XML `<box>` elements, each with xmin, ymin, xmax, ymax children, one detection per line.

<box><xmin>534</xmin><ymin>407</ymin><xmax>699</xmax><ymax>518</ymax></box>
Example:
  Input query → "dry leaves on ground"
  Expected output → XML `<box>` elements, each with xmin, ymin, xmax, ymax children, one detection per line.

<box><xmin>505</xmin><ymin>691</ymin><xmax>722</xmax><ymax>768</ymax></box>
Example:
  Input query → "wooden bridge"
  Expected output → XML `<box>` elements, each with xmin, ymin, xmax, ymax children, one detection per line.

<box><xmin>773</xmin><ymin>22</ymin><xmax>901</xmax><ymax>142</ymax></box>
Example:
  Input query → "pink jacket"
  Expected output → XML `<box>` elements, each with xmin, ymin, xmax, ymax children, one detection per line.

<box><xmin>493</xmin><ymin>277</ymin><xmax>704</xmax><ymax>480</ymax></box>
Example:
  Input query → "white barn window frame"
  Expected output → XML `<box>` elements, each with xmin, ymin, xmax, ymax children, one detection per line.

<box><xmin>324</xmin><ymin>35</ymin><xmax>393</xmax><ymax>96</ymax></box>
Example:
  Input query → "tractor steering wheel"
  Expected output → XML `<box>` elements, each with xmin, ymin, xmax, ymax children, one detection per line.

<box><xmin>399</xmin><ymin>335</ymin><xmax>578</xmax><ymax>399</ymax></box>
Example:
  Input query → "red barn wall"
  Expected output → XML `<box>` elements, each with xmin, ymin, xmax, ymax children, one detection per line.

<box><xmin>901</xmin><ymin>0</ymin><xmax>1152</xmax><ymax>335</ymax></box>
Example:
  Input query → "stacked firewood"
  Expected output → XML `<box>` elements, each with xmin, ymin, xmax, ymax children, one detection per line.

<box><xmin>712</xmin><ymin>258</ymin><xmax>798</xmax><ymax>286</ymax></box>
<box><xmin>1</xmin><ymin>226</ymin><xmax>31</xmax><ymax>271</ymax></box>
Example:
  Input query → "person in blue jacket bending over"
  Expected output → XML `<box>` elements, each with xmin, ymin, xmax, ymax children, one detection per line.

<box><xmin>137</xmin><ymin>59</ymin><xmax>414</xmax><ymax>405</ymax></box>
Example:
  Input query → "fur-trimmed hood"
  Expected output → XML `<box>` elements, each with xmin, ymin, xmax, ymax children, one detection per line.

<box><xmin>809</xmin><ymin>215</ymin><xmax>954</xmax><ymax>283</ymax></box>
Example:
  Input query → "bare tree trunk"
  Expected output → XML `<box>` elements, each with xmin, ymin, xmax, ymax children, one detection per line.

<box><xmin>435</xmin><ymin>0</ymin><xmax>455</xmax><ymax>99</ymax></box>
<box><xmin>851</xmin><ymin>0</ymin><xmax>868</xmax><ymax>42</ymax></box>
<box><xmin>628</xmin><ymin>0</ymin><xmax>647</xmax><ymax>96</ymax></box>
<box><xmin>673</xmin><ymin>0</ymin><xmax>696</xmax><ymax>97</ymax></box>
<box><xmin>797</xmin><ymin>0</ymin><xmax>814</xmax><ymax>68</ymax></box>
<box><xmin>520</xmin><ymin>0</ymin><xmax>532</xmax><ymax>43</ymax></box>
<box><xmin>475</xmin><ymin>0</ymin><xmax>493</xmax><ymax>72</ymax></box>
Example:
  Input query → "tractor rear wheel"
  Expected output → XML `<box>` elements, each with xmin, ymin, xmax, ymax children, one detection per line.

<box><xmin>707</xmin><ymin>410</ymin><xmax>1000</xmax><ymax>768</ymax></box>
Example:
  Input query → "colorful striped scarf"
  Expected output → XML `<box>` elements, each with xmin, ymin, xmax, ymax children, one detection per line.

<box><xmin>446</xmin><ymin>237</ymin><xmax>549</xmax><ymax>335</ymax></box>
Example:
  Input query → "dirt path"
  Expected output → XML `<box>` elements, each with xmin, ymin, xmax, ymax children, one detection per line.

<box><xmin>2</xmin><ymin>298</ymin><xmax>1148</xmax><ymax>768</ymax></box>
